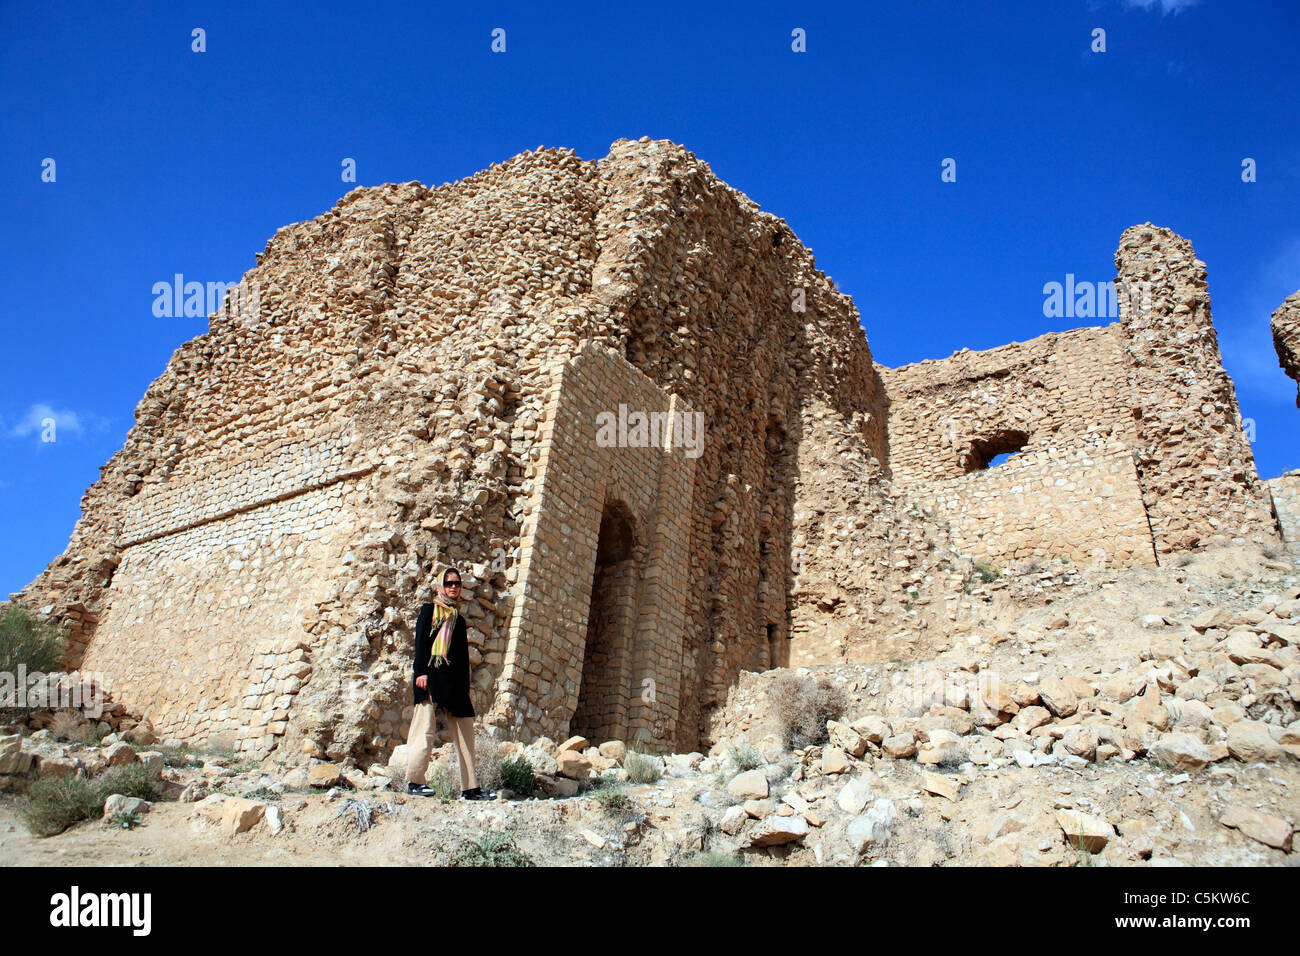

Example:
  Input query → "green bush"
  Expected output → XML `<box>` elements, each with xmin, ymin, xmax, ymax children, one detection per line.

<box><xmin>0</xmin><ymin>605</ymin><xmax>65</xmax><ymax>717</ymax></box>
<box><xmin>452</xmin><ymin>829</ymin><xmax>533</xmax><ymax>867</ymax></box>
<box><xmin>499</xmin><ymin>755</ymin><xmax>535</xmax><ymax>797</ymax></box>
<box><xmin>155</xmin><ymin>744</ymin><xmax>205</xmax><ymax>769</ymax></box>
<box><xmin>383</xmin><ymin>763</ymin><xmax>408</xmax><ymax>790</ymax></box>
<box><xmin>22</xmin><ymin>774</ymin><xmax>104</xmax><ymax>837</ymax></box>
<box><xmin>47</xmin><ymin>710</ymin><xmax>107</xmax><ymax>744</ymax></box>
<box><xmin>0</xmin><ymin>603</ymin><xmax>65</xmax><ymax>672</ymax></box>
<box><xmin>97</xmin><ymin>762</ymin><xmax>163</xmax><ymax>803</ymax></box>
<box><xmin>685</xmin><ymin>849</ymin><xmax>747</xmax><ymax>867</ymax></box>
<box><xmin>771</xmin><ymin>671</ymin><xmax>847</xmax><ymax>751</ymax></box>
<box><xmin>973</xmin><ymin>562</ymin><xmax>1001</xmax><ymax>583</ymax></box>
<box><xmin>108</xmin><ymin>810</ymin><xmax>142</xmax><ymax>830</ymax></box>
<box><xmin>727</xmin><ymin>742</ymin><xmax>764</xmax><ymax>772</ymax></box>
<box><xmin>21</xmin><ymin>762</ymin><xmax>160</xmax><ymax>837</ymax></box>
<box><xmin>428</xmin><ymin>760</ymin><xmax>460</xmax><ymax>800</ymax></box>
<box><xmin>594</xmin><ymin>786</ymin><xmax>631</xmax><ymax>814</ymax></box>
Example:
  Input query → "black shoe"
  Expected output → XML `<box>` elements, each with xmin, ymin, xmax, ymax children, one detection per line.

<box><xmin>408</xmin><ymin>782</ymin><xmax>436</xmax><ymax>797</ymax></box>
<box><xmin>461</xmin><ymin>787</ymin><xmax>493</xmax><ymax>801</ymax></box>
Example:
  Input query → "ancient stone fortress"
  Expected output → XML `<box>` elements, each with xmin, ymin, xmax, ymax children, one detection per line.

<box><xmin>12</xmin><ymin>139</ymin><xmax>1292</xmax><ymax>769</ymax></box>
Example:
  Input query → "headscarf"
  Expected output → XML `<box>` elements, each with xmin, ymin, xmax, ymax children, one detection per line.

<box><xmin>429</xmin><ymin>566</ymin><xmax>461</xmax><ymax>667</ymax></box>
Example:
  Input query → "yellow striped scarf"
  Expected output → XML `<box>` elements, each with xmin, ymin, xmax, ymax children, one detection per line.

<box><xmin>429</xmin><ymin>591</ymin><xmax>459</xmax><ymax>665</ymax></box>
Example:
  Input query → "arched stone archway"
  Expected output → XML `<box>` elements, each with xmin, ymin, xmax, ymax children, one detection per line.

<box><xmin>489</xmin><ymin>344</ymin><xmax>695</xmax><ymax>751</ymax></box>
<box><xmin>570</xmin><ymin>500</ymin><xmax>640</xmax><ymax>743</ymax></box>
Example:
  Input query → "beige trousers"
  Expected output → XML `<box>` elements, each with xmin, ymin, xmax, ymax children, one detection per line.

<box><xmin>405</xmin><ymin>702</ymin><xmax>478</xmax><ymax>790</ymax></box>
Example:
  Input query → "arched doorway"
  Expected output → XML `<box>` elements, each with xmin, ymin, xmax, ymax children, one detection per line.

<box><xmin>570</xmin><ymin>500</ymin><xmax>640</xmax><ymax>743</ymax></box>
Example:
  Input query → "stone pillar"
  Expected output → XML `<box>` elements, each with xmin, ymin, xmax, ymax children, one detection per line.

<box><xmin>1115</xmin><ymin>224</ymin><xmax>1281</xmax><ymax>556</ymax></box>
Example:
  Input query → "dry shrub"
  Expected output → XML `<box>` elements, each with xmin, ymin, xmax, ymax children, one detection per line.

<box><xmin>770</xmin><ymin>671</ymin><xmax>847</xmax><ymax>751</ymax></box>
<box><xmin>474</xmin><ymin>733</ymin><xmax>502</xmax><ymax>791</ymax></box>
<box><xmin>48</xmin><ymin>710</ymin><xmax>90</xmax><ymax>742</ymax></box>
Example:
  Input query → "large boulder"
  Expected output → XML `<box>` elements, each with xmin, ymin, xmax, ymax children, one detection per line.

<box><xmin>598</xmin><ymin>740</ymin><xmax>626</xmax><ymax>762</ymax></box>
<box><xmin>836</xmin><ymin>776</ymin><xmax>875</xmax><ymax>815</ymax></box>
<box><xmin>726</xmin><ymin>769</ymin><xmax>769</xmax><ymax>800</ymax></box>
<box><xmin>882</xmin><ymin>732</ymin><xmax>917</xmax><ymax>759</ymax></box>
<box><xmin>103</xmin><ymin>794</ymin><xmax>151</xmax><ymax>820</ymax></box>
<box><xmin>1150</xmin><ymin>732</ymin><xmax>1212</xmax><ymax>771</ymax></box>
<box><xmin>827</xmin><ymin>721</ymin><xmax>868</xmax><ymax>758</ymax></box>
<box><xmin>1219</xmin><ymin>805</ymin><xmax>1292</xmax><ymax>851</ymax></box>
<box><xmin>0</xmin><ymin>735</ymin><xmax>32</xmax><ymax>776</ymax></box>
<box><xmin>846</xmin><ymin>798</ymin><xmax>898</xmax><ymax>853</ymax></box>
<box><xmin>220</xmin><ymin>797</ymin><xmax>267</xmax><ymax>835</ymax></box>
<box><xmin>1226</xmin><ymin>721</ymin><xmax>1285</xmax><ymax>762</ymax></box>
<box><xmin>1126</xmin><ymin>684</ymin><xmax>1170</xmax><ymax>732</ymax></box>
<box><xmin>1039</xmin><ymin>677</ymin><xmax>1079</xmax><ymax>718</ymax></box>
<box><xmin>555</xmin><ymin>749</ymin><xmax>591</xmax><ymax>781</ymax></box>
<box><xmin>748</xmin><ymin>814</ymin><xmax>809</xmax><ymax>847</ymax></box>
<box><xmin>102</xmin><ymin>742</ymin><xmax>137</xmax><ymax>767</ymax></box>
<box><xmin>1057</xmin><ymin>809</ymin><xmax>1114</xmax><ymax>853</ymax></box>
<box><xmin>307</xmin><ymin>763</ymin><xmax>342</xmax><ymax>788</ymax></box>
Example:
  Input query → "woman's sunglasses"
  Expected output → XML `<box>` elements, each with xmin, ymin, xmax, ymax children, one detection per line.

<box><xmin>444</xmin><ymin>580</ymin><xmax>462</xmax><ymax>587</ymax></box>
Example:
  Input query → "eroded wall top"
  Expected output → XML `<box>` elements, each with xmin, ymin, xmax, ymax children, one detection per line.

<box><xmin>1272</xmin><ymin>290</ymin><xmax>1300</xmax><ymax>410</ymax></box>
<box><xmin>880</xmin><ymin>324</ymin><xmax>1136</xmax><ymax>484</ymax></box>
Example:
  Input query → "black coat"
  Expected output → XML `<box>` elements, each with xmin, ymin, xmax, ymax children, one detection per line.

<box><xmin>412</xmin><ymin>603</ymin><xmax>476</xmax><ymax>717</ymax></box>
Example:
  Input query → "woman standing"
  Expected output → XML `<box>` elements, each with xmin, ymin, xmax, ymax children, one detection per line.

<box><xmin>404</xmin><ymin>565</ymin><xmax>492</xmax><ymax>800</ymax></box>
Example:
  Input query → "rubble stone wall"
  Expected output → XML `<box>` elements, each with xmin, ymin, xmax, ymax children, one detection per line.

<box><xmin>74</xmin><ymin>420</ymin><xmax>387</xmax><ymax>759</ymax></box>
<box><xmin>1115</xmin><ymin>224</ymin><xmax>1280</xmax><ymax>554</ymax></box>
<box><xmin>119</xmin><ymin>421</ymin><xmax>375</xmax><ymax>545</ymax></box>
<box><xmin>881</xmin><ymin>324</ymin><xmax>1136</xmax><ymax>484</ymax></box>
<box><xmin>880</xmin><ymin>224</ymin><xmax>1282</xmax><ymax>568</ymax></box>
<box><xmin>911</xmin><ymin>435</ymin><xmax>1157</xmax><ymax>570</ymax></box>
<box><xmin>20</xmin><ymin>139</ymin><xmax>953</xmax><ymax>761</ymax></box>
<box><xmin>1272</xmin><ymin>290</ymin><xmax>1300</xmax><ymax>410</ymax></box>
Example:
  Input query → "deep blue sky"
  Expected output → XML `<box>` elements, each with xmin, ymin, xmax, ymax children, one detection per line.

<box><xmin>3</xmin><ymin>0</ymin><xmax>1298</xmax><ymax>596</ymax></box>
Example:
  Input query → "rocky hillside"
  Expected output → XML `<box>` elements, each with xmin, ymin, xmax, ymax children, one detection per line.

<box><xmin>3</xmin><ymin>541</ymin><xmax>1295</xmax><ymax>865</ymax></box>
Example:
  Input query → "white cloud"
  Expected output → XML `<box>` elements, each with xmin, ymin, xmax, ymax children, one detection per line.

<box><xmin>1121</xmin><ymin>0</ymin><xmax>1201</xmax><ymax>13</ymax></box>
<box><xmin>1218</xmin><ymin>237</ymin><xmax>1300</xmax><ymax>403</ymax></box>
<box><xmin>5</xmin><ymin>403</ymin><xmax>108</xmax><ymax>442</ymax></box>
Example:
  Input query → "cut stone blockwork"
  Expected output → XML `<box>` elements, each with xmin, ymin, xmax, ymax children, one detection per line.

<box><xmin>1269</xmin><ymin>472</ymin><xmax>1300</xmax><ymax>545</ymax></box>
<box><xmin>489</xmin><ymin>343</ymin><xmax>695</xmax><ymax>749</ymax></box>
<box><xmin>909</xmin><ymin>435</ymin><xmax>1158</xmax><ymax>570</ymax></box>
<box><xmin>77</xmin><ymin>421</ymin><xmax>384</xmax><ymax>759</ymax></box>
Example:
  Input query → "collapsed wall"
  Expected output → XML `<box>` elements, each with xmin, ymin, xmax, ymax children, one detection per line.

<box><xmin>1273</xmin><ymin>290</ymin><xmax>1300</xmax><ymax>410</ymax></box>
<box><xmin>881</xmin><ymin>324</ymin><xmax>1137</xmax><ymax>482</ymax></box>
<box><xmin>15</xmin><ymin>138</ymin><xmax>958</xmax><ymax>763</ymax></box>
<box><xmin>879</xmin><ymin>225</ymin><xmax>1281</xmax><ymax>570</ymax></box>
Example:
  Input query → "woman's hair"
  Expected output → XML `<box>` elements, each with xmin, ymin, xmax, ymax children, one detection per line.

<box><xmin>441</xmin><ymin>566</ymin><xmax>461</xmax><ymax>583</ymax></box>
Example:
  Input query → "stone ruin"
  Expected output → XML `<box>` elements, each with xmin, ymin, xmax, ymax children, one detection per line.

<box><xmin>1273</xmin><ymin>290</ymin><xmax>1300</xmax><ymax>411</ymax></box>
<box><xmin>11</xmin><ymin>138</ymin><xmax>1292</xmax><ymax>769</ymax></box>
